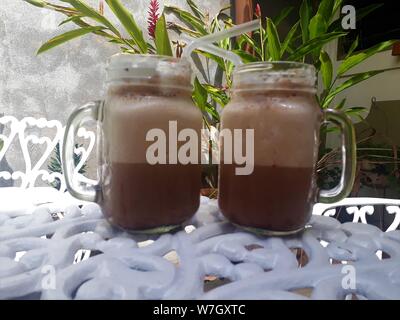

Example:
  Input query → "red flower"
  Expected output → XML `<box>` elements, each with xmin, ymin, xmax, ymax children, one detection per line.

<box><xmin>148</xmin><ymin>0</ymin><xmax>160</xmax><ymax>39</ymax></box>
<box><xmin>255</xmin><ymin>3</ymin><xmax>262</xmax><ymax>18</ymax></box>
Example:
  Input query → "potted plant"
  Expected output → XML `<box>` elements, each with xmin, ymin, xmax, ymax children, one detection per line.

<box><xmin>24</xmin><ymin>0</ymin><xmax>398</xmax><ymax>193</ymax></box>
<box><xmin>167</xmin><ymin>0</ymin><xmax>397</xmax><ymax>188</ymax></box>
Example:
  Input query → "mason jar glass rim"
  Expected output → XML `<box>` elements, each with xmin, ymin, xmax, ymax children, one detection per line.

<box><xmin>106</xmin><ymin>53</ymin><xmax>193</xmax><ymax>87</ymax></box>
<box><xmin>232</xmin><ymin>61</ymin><xmax>317</xmax><ymax>92</ymax></box>
<box><xmin>235</xmin><ymin>61</ymin><xmax>316</xmax><ymax>75</ymax></box>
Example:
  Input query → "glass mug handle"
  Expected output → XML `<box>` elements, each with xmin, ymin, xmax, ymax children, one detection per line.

<box><xmin>318</xmin><ymin>109</ymin><xmax>357</xmax><ymax>204</ymax></box>
<box><xmin>62</xmin><ymin>101</ymin><xmax>103</xmax><ymax>202</ymax></box>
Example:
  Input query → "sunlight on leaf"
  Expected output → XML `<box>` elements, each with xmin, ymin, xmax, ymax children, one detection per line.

<box><xmin>155</xmin><ymin>14</ymin><xmax>173</xmax><ymax>56</ymax></box>
<box><xmin>37</xmin><ymin>26</ymin><xmax>104</xmax><ymax>54</ymax></box>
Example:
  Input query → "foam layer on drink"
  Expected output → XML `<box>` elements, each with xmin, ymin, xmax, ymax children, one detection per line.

<box><xmin>221</xmin><ymin>91</ymin><xmax>322</xmax><ymax>168</ymax></box>
<box><xmin>103</xmin><ymin>86</ymin><xmax>202</xmax><ymax>164</ymax></box>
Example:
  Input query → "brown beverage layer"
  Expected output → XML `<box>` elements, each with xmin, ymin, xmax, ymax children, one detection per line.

<box><xmin>101</xmin><ymin>163</ymin><xmax>201</xmax><ymax>231</ymax></box>
<box><xmin>218</xmin><ymin>165</ymin><xmax>315</xmax><ymax>232</ymax></box>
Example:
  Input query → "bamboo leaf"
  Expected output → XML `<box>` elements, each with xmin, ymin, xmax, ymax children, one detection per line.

<box><xmin>300</xmin><ymin>0</ymin><xmax>312</xmax><ymax>43</ymax></box>
<box><xmin>203</xmin><ymin>84</ymin><xmax>229</xmax><ymax>106</ymax></box>
<box><xmin>24</xmin><ymin>0</ymin><xmax>46</xmax><ymax>8</ymax></box>
<box><xmin>309</xmin><ymin>13</ymin><xmax>328</xmax><ymax>40</ymax></box>
<box><xmin>164</xmin><ymin>5</ymin><xmax>207</xmax><ymax>35</ymax></box>
<box><xmin>345</xmin><ymin>36</ymin><xmax>359</xmax><ymax>59</ymax></box>
<box><xmin>281</xmin><ymin>21</ymin><xmax>299</xmax><ymax>56</ymax></box>
<box><xmin>287</xmin><ymin>32</ymin><xmax>346</xmax><ymax>61</ymax></box>
<box><xmin>186</xmin><ymin>0</ymin><xmax>204</xmax><ymax>19</ymax></box>
<box><xmin>192</xmin><ymin>78</ymin><xmax>220</xmax><ymax>121</ymax></box>
<box><xmin>319</xmin><ymin>50</ymin><xmax>333</xmax><ymax>89</ymax></box>
<box><xmin>37</xmin><ymin>26</ymin><xmax>104</xmax><ymax>54</ymax></box>
<box><xmin>317</xmin><ymin>0</ymin><xmax>335</xmax><ymax>22</ymax></box>
<box><xmin>105</xmin><ymin>0</ymin><xmax>148</xmax><ymax>53</ymax></box>
<box><xmin>332</xmin><ymin>0</ymin><xmax>344</xmax><ymax>19</ymax></box>
<box><xmin>232</xmin><ymin>49</ymin><xmax>258</xmax><ymax>63</ymax></box>
<box><xmin>266</xmin><ymin>18</ymin><xmax>281</xmax><ymax>61</ymax></box>
<box><xmin>179</xmin><ymin>11</ymin><xmax>207</xmax><ymax>35</ymax></box>
<box><xmin>273</xmin><ymin>6</ymin><xmax>294</xmax><ymax>26</ymax></box>
<box><xmin>168</xmin><ymin>22</ymin><xmax>202</xmax><ymax>38</ymax></box>
<box><xmin>238</xmin><ymin>33</ymin><xmax>262</xmax><ymax>57</ymax></box>
<box><xmin>338</xmin><ymin>40</ymin><xmax>397</xmax><ymax>76</ymax></box>
<box><xmin>204</xmin><ymin>103</ymin><xmax>220</xmax><ymax>122</ymax></box>
<box><xmin>60</xmin><ymin>0</ymin><xmax>121</xmax><ymax>37</ymax></box>
<box><xmin>335</xmin><ymin>98</ymin><xmax>347</xmax><ymax>110</ymax></box>
<box><xmin>323</xmin><ymin>70</ymin><xmax>386</xmax><ymax>108</ymax></box>
<box><xmin>155</xmin><ymin>14</ymin><xmax>173</xmax><ymax>56</ymax></box>
<box><xmin>193</xmin><ymin>49</ymin><xmax>225</xmax><ymax>70</ymax></box>
<box><xmin>58</xmin><ymin>15</ymin><xmax>84</xmax><ymax>27</ymax></box>
<box><xmin>345</xmin><ymin>107</ymin><xmax>367</xmax><ymax>115</ymax></box>
<box><xmin>193</xmin><ymin>77</ymin><xmax>207</xmax><ymax>107</ymax></box>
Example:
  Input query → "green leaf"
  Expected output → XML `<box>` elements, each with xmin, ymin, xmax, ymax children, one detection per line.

<box><xmin>266</xmin><ymin>18</ymin><xmax>281</xmax><ymax>61</ymax></box>
<box><xmin>319</xmin><ymin>50</ymin><xmax>333</xmax><ymax>89</ymax></box>
<box><xmin>345</xmin><ymin>107</ymin><xmax>367</xmax><ymax>115</ymax></box>
<box><xmin>232</xmin><ymin>49</ymin><xmax>258</xmax><ymax>63</ymax></box>
<box><xmin>309</xmin><ymin>13</ymin><xmax>328</xmax><ymax>40</ymax></box>
<box><xmin>345</xmin><ymin>36</ymin><xmax>359</xmax><ymax>59</ymax></box>
<box><xmin>58</xmin><ymin>15</ymin><xmax>84</xmax><ymax>27</ymax></box>
<box><xmin>338</xmin><ymin>40</ymin><xmax>397</xmax><ymax>76</ymax></box>
<box><xmin>186</xmin><ymin>0</ymin><xmax>204</xmax><ymax>19</ymax></box>
<box><xmin>193</xmin><ymin>50</ymin><xmax>225</xmax><ymax>70</ymax></box>
<box><xmin>332</xmin><ymin>0</ymin><xmax>344</xmax><ymax>18</ymax></box>
<box><xmin>180</xmin><ymin>11</ymin><xmax>208</xmax><ymax>35</ymax></box>
<box><xmin>204</xmin><ymin>103</ymin><xmax>220</xmax><ymax>122</ymax></box>
<box><xmin>300</xmin><ymin>0</ymin><xmax>312</xmax><ymax>43</ymax></box>
<box><xmin>105</xmin><ymin>0</ymin><xmax>148</xmax><ymax>53</ymax></box>
<box><xmin>164</xmin><ymin>6</ymin><xmax>207</xmax><ymax>35</ymax></box>
<box><xmin>237</xmin><ymin>33</ymin><xmax>262</xmax><ymax>57</ymax></box>
<box><xmin>60</xmin><ymin>0</ymin><xmax>121</xmax><ymax>37</ymax></box>
<box><xmin>0</xmin><ymin>139</ymin><xmax>3</xmax><ymax>152</ymax></box>
<box><xmin>287</xmin><ymin>32</ymin><xmax>346</xmax><ymax>61</ymax></box>
<box><xmin>323</xmin><ymin>70</ymin><xmax>386</xmax><ymax>108</ymax></box>
<box><xmin>37</xmin><ymin>26</ymin><xmax>104</xmax><ymax>54</ymax></box>
<box><xmin>335</xmin><ymin>98</ymin><xmax>347</xmax><ymax>110</ymax></box>
<box><xmin>217</xmin><ymin>5</ymin><xmax>232</xmax><ymax>20</ymax></box>
<box><xmin>192</xmin><ymin>78</ymin><xmax>220</xmax><ymax>121</ymax></box>
<box><xmin>317</xmin><ymin>0</ymin><xmax>335</xmax><ymax>22</ymax></box>
<box><xmin>203</xmin><ymin>84</ymin><xmax>229</xmax><ymax>106</ymax></box>
<box><xmin>273</xmin><ymin>6</ymin><xmax>294</xmax><ymax>26</ymax></box>
<box><xmin>193</xmin><ymin>77</ymin><xmax>207</xmax><ymax>107</ymax></box>
<box><xmin>155</xmin><ymin>14</ymin><xmax>173</xmax><ymax>56</ymax></box>
<box><xmin>281</xmin><ymin>21</ymin><xmax>299</xmax><ymax>56</ymax></box>
<box><xmin>168</xmin><ymin>22</ymin><xmax>202</xmax><ymax>38</ymax></box>
<box><xmin>24</xmin><ymin>0</ymin><xmax>46</xmax><ymax>8</ymax></box>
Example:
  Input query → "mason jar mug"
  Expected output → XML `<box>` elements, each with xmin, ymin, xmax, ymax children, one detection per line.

<box><xmin>218</xmin><ymin>62</ymin><xmax>356</xmax><ymax>236</ymax></box>
<box><xmin>62</xmin><ymin>54</ymin><xmax>202</xmax><ymax>233</ymax></box>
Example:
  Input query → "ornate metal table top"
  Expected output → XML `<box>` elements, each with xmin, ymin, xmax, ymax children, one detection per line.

<box><xmin>1</xmin><ymin>196</ymin><xmax>400</xmax><ymax>300</ymax></box>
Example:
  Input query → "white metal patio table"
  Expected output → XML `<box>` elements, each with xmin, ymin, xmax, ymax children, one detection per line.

<box><xmin>0</xmin><ymin>189</ymin><xmax>400</xmax><ymax>300</ymax></box>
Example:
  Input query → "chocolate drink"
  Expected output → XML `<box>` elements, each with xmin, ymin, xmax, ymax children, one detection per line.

<box><xmin>218</xmin><ymin>86</ymin><xmax>322</xmax><ymax>234</ymax></box>
<box><xmin>99</xmin><ymin>80</ymin><xmax>202</xmax><ymax>232</ymax></box>
<box><xmin>219</xmin><ymin>165</ymin><xmax>314</xmax><ymax>232</ymax></box>
<box><xmin>102</xmin><ymin>163</ymin><xmax>200</xmax><ymax>230</ymax></box>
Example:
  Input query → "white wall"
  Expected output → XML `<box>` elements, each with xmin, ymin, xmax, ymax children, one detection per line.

<box><xmin>0</xmin><ymin>0</ymin><xmax>229</xmax><ymax>122</ymax></box>
<box><xmin>0</xmin><ymin>0</ymin><xmax>229</xmax><ymax>177</ymax></box>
